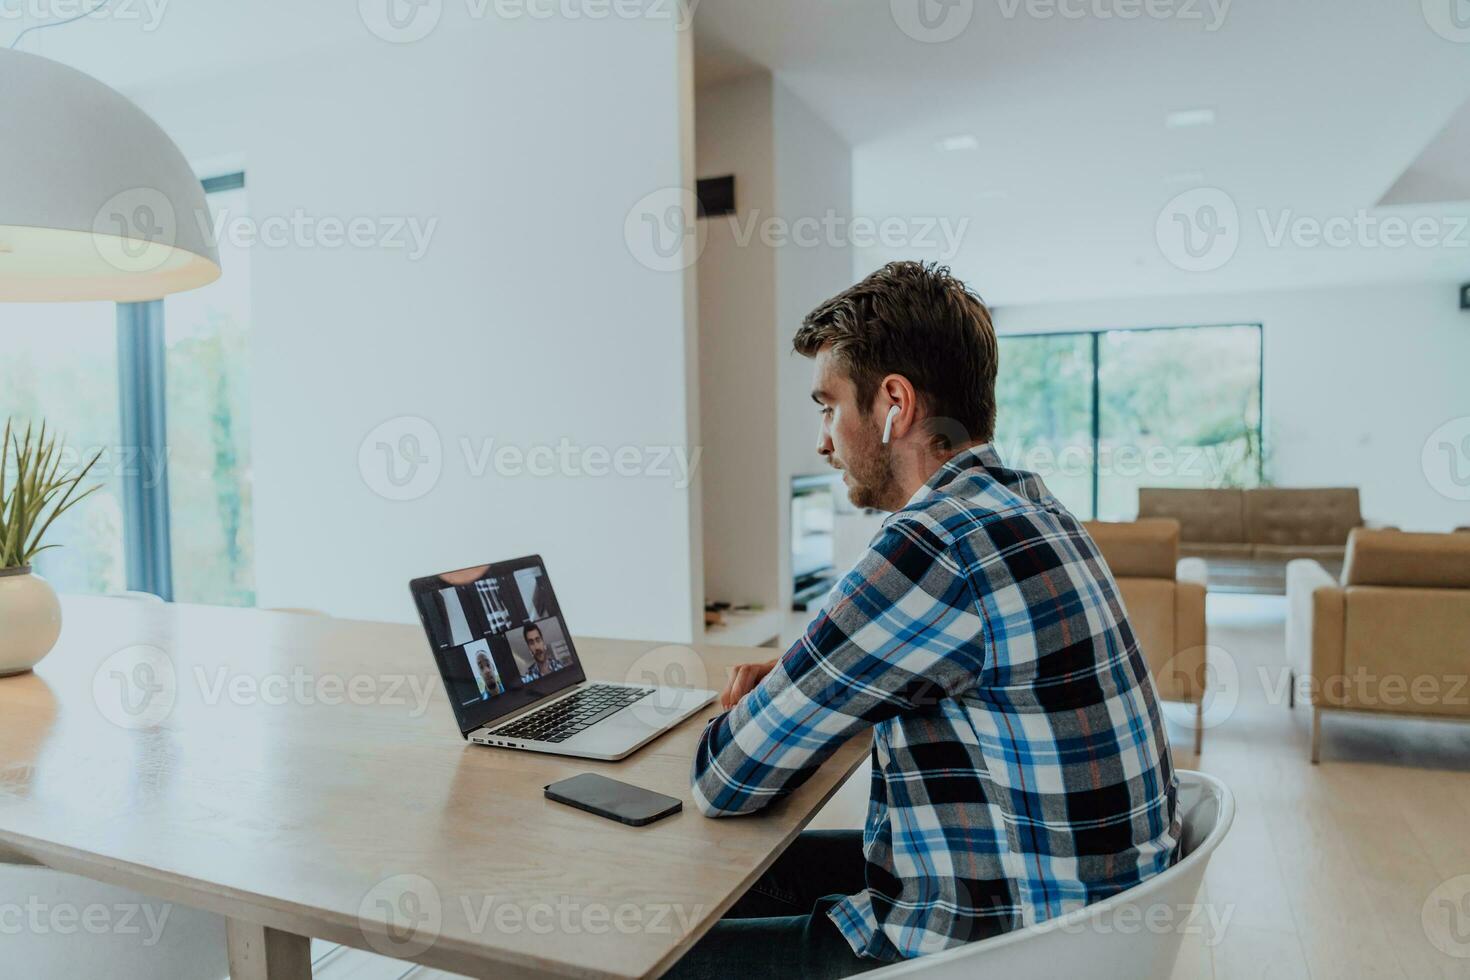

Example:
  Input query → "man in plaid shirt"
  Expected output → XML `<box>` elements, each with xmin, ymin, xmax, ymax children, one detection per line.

<box><xmin>669</xmin><ymin>263</ymin><xmax>1180</xmax><ymax>979</ymax></box>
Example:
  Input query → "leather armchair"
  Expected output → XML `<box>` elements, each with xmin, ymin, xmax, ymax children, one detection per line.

<box><xmin>1084</xmin><ymin>518</ymin><xmax>1209</xmax><ymax>753</ymax></box>
<box><xmin>1286</xmin><ymin>528</ymin><xmax>1470</xmax><ymax>762</ymax></box>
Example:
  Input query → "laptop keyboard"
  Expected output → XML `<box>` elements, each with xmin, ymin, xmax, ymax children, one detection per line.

<box><xmin>490</xmin><ymin>684</ymin><xmax>654</xmax><ymax>743</ymax></box>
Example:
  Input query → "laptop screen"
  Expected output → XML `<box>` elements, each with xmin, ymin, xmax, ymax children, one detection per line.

<box><xmin>409</xmin><ymin>555</ymin><xmax>586</xmax><ymax>736</ymax></box>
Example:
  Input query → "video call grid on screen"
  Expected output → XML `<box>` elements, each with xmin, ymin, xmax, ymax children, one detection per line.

<box><xmin>410</xmin><ymin>556</ymin><xmax>586</xmax><ymax>736</ymax></box>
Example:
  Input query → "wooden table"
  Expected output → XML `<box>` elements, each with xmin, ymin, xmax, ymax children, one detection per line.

<box><xmin>0</xmin><ymin>596</ymin><xmax>867</xmax><ymax>979</ymax></box>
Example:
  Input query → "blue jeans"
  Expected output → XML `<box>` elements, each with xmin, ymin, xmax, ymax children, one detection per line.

<box><xmin>663</xmin><ymin>831</ymin><xmax>886</xmax><ymax>980</ymax></box>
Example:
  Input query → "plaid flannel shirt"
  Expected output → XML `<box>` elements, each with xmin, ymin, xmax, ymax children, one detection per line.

<box><xmin>691</xmin><ymin>444</ymin><xmax>1180</xmax><ymax>961</ymax></box>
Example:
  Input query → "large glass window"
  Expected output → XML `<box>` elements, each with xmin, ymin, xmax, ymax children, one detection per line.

<box><xmin>991</xmin><ymin>333</ymin><xmax>1094</xmax><ymax>517</ymax></box>
<box><xmin>1097</xmin><ymin>326</ymin><xmax>1261</xmax><ymax>519</ymax></box>
<box><xmin>0</xmin><ymin>172</ymin><xmax>253</xmax><ymax>604</ymax></box>
<box><xmin>996</xmin><ymin>324</ymin><xmax>1262</xmax><ymax>521</ymax></box>
<box><xmin>164</xmin><ymin>181</ymin><xmax>255</xmax><ymax>605</ymax></box>
<box><xmin>0</xmin><ymin>304</ymin><xmax>127</xmax><ymax>593</ymax></box>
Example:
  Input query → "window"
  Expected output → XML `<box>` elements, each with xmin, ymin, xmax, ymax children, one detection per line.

<box><xmin>1</xmin><ymin>173</ymin><xmax>253</xmax><ymax>604</ymax></box>
<box><xmin>0</xmin><ymin>303</ymin><xmax>127</xmax><ymax>593</ymax></box>
<box><xmin>164</xmin><ymin>179</ymin><xmax>255</xmax><ymax>605</ymax></box>
<box><xmin>995</xmin><ymin>324</ymin><xmax>1262</xmax><ymax>521</ymax></box>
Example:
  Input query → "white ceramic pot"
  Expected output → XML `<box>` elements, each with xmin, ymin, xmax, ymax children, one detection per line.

<box><xmin>0</xmin><ymin>566</ymin><xmax>62</xmax><ymax>676</ymax></box>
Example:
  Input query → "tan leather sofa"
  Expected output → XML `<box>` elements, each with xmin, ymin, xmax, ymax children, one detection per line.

<box><xmin>1286</xmin><ymin>529</ymin><xmax>1470</xmax><ymax>763</ymax></box>
<box><xmin>1084</xmin><ymin>518</ymin><xmax>1209</xmax><ymax>753</ymax></box>
<box><xmin>1138</xmin><ymin>487</ymin><xmax>1362</xmax><ymax>563</ymax></box>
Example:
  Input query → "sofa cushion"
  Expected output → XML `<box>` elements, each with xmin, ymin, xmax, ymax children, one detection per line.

<box><xmin>1084</xmin><ymin>519</ymin><xmax>1180</xmax><ymax>580</ymax></box>
<box><xmin>1342</xmin><ymin>529</ymin><xmax>1470</xmax><ymax>589</ymax></box>
<box><xmin>1244</xmin><ymin>487</ymin><xmax>1360</xmax><ymax>547</ymax></box>
<box><xmin>1138</xmin><ymin>488</ymin><xmax>1244</xmax><ymax>544</ymax></box>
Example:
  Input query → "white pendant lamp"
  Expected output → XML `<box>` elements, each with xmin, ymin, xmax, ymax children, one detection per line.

<box><xmin>0</xmin><ymin>48</ymin><xmax>220</xmax><ymax>302</ymax></box>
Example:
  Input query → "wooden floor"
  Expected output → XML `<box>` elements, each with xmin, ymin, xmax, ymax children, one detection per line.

<box><xmin>320</xmin><ymin>595</ymin><xmax>1470</xmax><ymax>979</ymax></box>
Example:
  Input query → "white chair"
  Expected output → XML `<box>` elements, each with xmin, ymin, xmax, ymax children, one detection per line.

<box><xmin>864</xmin><ymin>770</ymin><xmax>1234</xmax><ymax>980</ymax></box>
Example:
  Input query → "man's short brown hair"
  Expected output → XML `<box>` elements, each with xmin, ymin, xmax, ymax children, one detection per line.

<box><xmin>793</xmin><ymin>261</ymin><xmax>998</xmax><ymax>445</ymax></box>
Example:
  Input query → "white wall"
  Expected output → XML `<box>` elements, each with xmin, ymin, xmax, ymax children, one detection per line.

<box><xmin>994</xmin><ymin>280</ymin><xmax>1470</xmax><ymax>532</ymax></box>
<box><xmin>694</xmin><ymin>74</ymin><xmax>853</xmax><ymax>613</ymax></box>
<box><xmin>695</xmin><ymin>74</ymin><xmax>780</xmax><ymax>610</ymax></box>
<box><xmin>773</xmin><ymin>83</ymin><xmax>854</xmax><ymax>610</ymax></box>
<box><xmin>129</xmin><ymin>13</ymin><xmax>704</xmax><ymax>641</ymax></box>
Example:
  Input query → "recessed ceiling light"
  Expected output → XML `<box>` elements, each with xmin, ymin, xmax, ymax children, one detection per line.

<box><xmin>1166</xmin><ymin>108</ymin><xmax>1216</xmax><ymax>129</ymax></box>
<box><xmin>936</xmin><ymin>134</ymin><xmax>979</xmax><ymax>151</ymax></box>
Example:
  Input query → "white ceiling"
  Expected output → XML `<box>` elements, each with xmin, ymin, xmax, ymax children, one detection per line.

<box><xmin>693</xmin><ymin>0</ymin><xmax>1470</xmax><ymax>306</ymax></box>
<box><xmin>10</xmin><ymin>0</ymin><xmax>1469</xmax><ymax>308</ymax></box>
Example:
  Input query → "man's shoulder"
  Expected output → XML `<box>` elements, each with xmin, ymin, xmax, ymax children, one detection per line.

<box><xmin>888</xmin><ymin>488</ymin><xmax>1085</xmax><ymax>562</ymax></box>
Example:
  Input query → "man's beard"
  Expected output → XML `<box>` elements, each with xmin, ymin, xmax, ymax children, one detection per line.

<box><xmin>842</xmin><ymin>437</ymin><xmax>899</xmax><ymax>511</ymax></box>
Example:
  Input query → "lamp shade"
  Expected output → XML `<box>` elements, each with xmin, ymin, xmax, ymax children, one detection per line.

<box><xmin>0</xmin><ymin>49</ymin><xmax>220</xmax><ymax>302</ymax></box>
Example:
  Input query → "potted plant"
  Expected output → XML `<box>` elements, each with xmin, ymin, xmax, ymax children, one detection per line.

<box><xmin>1</xmin><ymin>419</ymin><xmax>101</xmax><ymax>676</ymax></box>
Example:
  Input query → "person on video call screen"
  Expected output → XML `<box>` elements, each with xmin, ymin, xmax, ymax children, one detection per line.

<box><xmin>519</xmin><ymin>621</ymin><xmax>567</xmax><ymax>682</ymax></box>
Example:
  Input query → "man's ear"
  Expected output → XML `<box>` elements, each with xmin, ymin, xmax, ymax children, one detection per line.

<box><xmin>876</xmin><ymin>374</ymin><xmax>919</xmax><ymax>440</ymax></box>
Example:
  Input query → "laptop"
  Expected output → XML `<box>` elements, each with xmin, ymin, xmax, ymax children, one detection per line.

<box><xmin>409</xmin><ymin>555</ymin><xmax>717</xmax><ymax>760</ymax></box>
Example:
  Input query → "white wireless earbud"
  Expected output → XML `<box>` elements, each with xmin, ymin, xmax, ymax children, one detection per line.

<box><xmin>881</xmin><ymin>405</ymin><xmax>900</xmax><ymax>445</ymax></box>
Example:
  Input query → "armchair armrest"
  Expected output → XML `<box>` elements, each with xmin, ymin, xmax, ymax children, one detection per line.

<box><xmin>1176</xmin><ymin>557</ymin><xmax>1208</xmax><ymax>588</ymax></box>
<box><xmin>1285</xmin><ymin>559</ymin><xmax>1345</xmax><ymax>705</ymax></box>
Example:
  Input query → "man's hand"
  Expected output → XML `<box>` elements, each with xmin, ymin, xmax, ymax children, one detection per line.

<box><xmin>720</xmin><ymin>658</ymin><xmax>779</xmax><ymax>710</ymax></box>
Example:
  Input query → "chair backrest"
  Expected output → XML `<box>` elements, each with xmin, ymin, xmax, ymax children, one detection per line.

<box><xmin>1244</xmin><ymin>487</ymin><xmax>1361</xmax><ymax>548</ymax></box>
<box><xmin>1342</xmin><ymin>528</ymin><xmax>1470</xmax><ymax>589</ymax></box>
<box><xmin>1083</xmin><ymin>519</ymin><xmax>1180</xmax><ymax>580</ymax></box>
<box><xmin>864</xmin><ymin>770</ymin><xmax>1234</xmax><ymax>980</ymax></box>
<box><xmin>1137</xmin><ymin>488</ymin><xmax>1244</xmax><ymax>544</ymax></box>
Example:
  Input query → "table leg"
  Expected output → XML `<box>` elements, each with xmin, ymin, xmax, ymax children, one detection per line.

<box><xmin>226</xmin><ymin>917</ymin><xmax>312</xmax><ymax>980</ymax></box>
